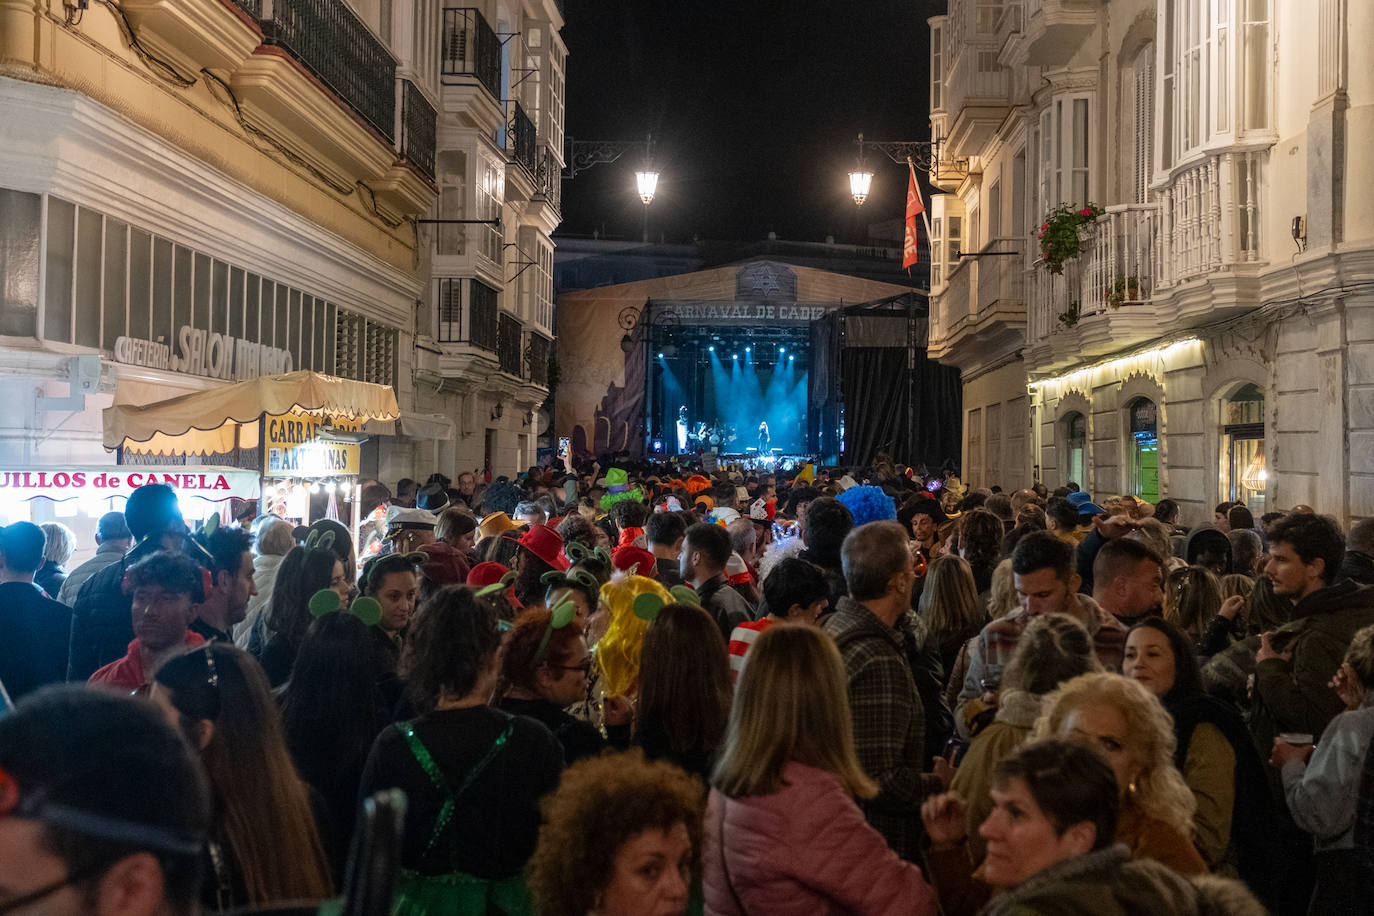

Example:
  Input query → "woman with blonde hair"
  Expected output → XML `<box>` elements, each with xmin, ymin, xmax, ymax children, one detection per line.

<box><xmin>1164</xmin><ymin>565</ymin><xmax>1222</xmax><ymax>644</ymax></box>
<box><xmin>703</xmin><ymin>624</ymin><xmax>937</xmax><ymax>915</ymax></box>
<box><xmin>1032</xmin><ymin>671</ymin><xmax>1206</xmax><ymax>875</ymax></box>
<box><xmin>919</xmin><ymin>555</ymin><xmax>987</xmax><ymax>680</ymax></box>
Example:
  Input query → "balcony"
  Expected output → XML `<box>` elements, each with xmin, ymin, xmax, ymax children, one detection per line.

<box><xmin>1026</xmin><ymin>205</ymin><xmax>1162</xmax><ymax>368</ymax></box>
<box><xmin>1023</xmin><ymin>0</ymin><xmax>1097</xmax><ymax>66</ymax></box>
<box><xmin>400</xmin><ymin>79</ymin><xmax>437</xmax><ymax>181</ymax></box>
<box><xmin>527</xmin><ymin>332</ymin><xmax>551</xmax><ymax>388</ymax></box>
<box><xmin>261</xmin><ymin>0</ymin><xmax>396</xmax><ymax>142</ymax></box>
<box><xmin>507</xmin><ymin>101</ymin><xmax>538</xmax><ymax>178</ymax></box>
<box><xmin>441</xmin><ymin>8</ymin><xmax>505</xmax><ymax>132</ymax></box>
<box><xmin>531</xmin><ymin>147</ymin><xmax>562</xmax><ymax>223</ymax></box>
<box><xmin>497</xmin><ymin>312</ymin><xmax>523</xmax><ymax>377</ymax></box>
<box><xmin>119</xmin><ymin>0</ymin><xmax>261</xmax><ymax>77</ymax></box>
<box><xmin>943</xmin><ymin>38</ymin><xmax>1010</xmax><ymax>158</ymax></box>
<box><xmin>441</xmin><ymin>8</ymin><xmax>501</xmax><ymax>98</ymax></box>
<box><xmin>929</xmin><ymin>240</ymin><xmax>1027</xmax><ymax>372</ymax></box>
<box><xmin>1155</xmin><ymin>149</ymin><xmax>1267</xmax><ymax>292</ymax></box>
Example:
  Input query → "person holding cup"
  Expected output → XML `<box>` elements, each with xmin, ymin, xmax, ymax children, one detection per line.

<box><xmin>1271</xmin><ymin>622</ymin><xmax>1374</xmax><ymax>912</ymax></box>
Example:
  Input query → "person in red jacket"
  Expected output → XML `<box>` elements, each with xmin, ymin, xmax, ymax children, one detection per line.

<box><xmin>704</xmin><ymin>624</ymin><xmax>937</xmax><ymax>915</ymax></box>
<box><xmin>89</xmin><ymin>551</ymin><xmax>204</xmax><ymax>694</ymax></box>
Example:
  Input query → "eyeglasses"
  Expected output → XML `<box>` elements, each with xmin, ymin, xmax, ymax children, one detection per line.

<box><xmin>549</xmin><ymin>660</ymin><xmax>593</xmax><ymax>675</ymax></box>
<box><xmin>0</xmin><ymin>863</ymin><xmax>106</xmax><ymax>914</ymax></box>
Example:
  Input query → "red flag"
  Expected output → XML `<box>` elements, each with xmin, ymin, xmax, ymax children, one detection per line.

<box><xmin>903</xmin><ymin>163</ymin><xmax>924</xmax><ymax>271</ymax></box>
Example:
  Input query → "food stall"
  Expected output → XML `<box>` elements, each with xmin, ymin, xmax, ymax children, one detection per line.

<box><xmin>0</xmin><ymin>466</ymin><xmax>261</xmax><ymax>568</ymax></box>
<box><xmin>102</xmin><ymin>370</ymin><xmax>401</xmax><ymax>541</ymax></box>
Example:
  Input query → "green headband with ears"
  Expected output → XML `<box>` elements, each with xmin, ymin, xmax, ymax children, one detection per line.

<box><xmin>632</xmin><ymin>585</ymin><xmax>700</xmax><ymax>622</ymax></box>
<box><xmin>308</xmin><ymin>588</ymin><xmax>382</xmax><ymax>626</ymax></box>
<box><xmin>532</xmin><ymin>598</ymin><xmax>578</xmax><ymax>666</ymax></box>
<box><xmin>475</xmin><ymin>570</ymin><xmax>518</xmax><ymax>599</ymax></box>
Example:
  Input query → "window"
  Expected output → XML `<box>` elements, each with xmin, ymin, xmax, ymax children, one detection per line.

<box><xmin>1127</xmin><ymin>398</ymin><xmax>1160</xmax><ymax>502</ymax></box>
<box><xmin>1038</xmin><ymin>95</ymin><xmax>1093</xmax><ymax>208</ymax></box>
<box><xmin>1161</xmin><ymin>0</ymin><xmax>1269</xmax><ymax>168</ymax></box>
<box><xmin>931</xmin><ymin>216</ymin><xmax>943</xmax><ymax>287</ymax></box>
<box><xmin>987</xmin><ymin>178</ymin><xmax>1002</xmax><ymax>242</ymax></box>
<box><xmin>0</xmin><ymin>189</ymin><xmax>41</xmax><ymax>337</ymax></box>
<box><xmin>1130</xmin><ymin>44</ymin><xmax>1156</xmax><ymax>203</ymax></box>
<box><xmin>930</xmin><ymin>21</ymin><xmax>944</xmax><ymax>111</ymax></box>
<box><xmin>436</xmin><ymin>149</ymin><xmax>468</xmax><ymax>256</ymax></box>
<box><xmin>45</xmin><ymin>196</ymin><xmax>74</xmax><ymax>343</ymax></box>
<box><xmin>1063</xmin><ymin>412</ymin><xmax>1087</xmax><ymax>488</ymax></box>
<box><xmin>516</xmin><ymin>227</ymin><xmax>554</xmax><ymax>331</ymax></box>
<box><xmin>975</xmin><ymin>0</ymin><xmax>1002</xmax><ymax>34</ymax></box>
<box><xmin>478</xmin><ymin>155</ymin><xmax>503</xmax><ymax>266</ymax></box>
<box><xmin>1221</xmin><ymin>383</ymin><xmax>1265</xmax><ymax>511</ymax></box>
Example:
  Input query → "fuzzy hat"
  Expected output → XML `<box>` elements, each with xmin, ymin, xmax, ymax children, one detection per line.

<box><xmin>836</xmin><ymin>485</ymin><xmax>898</xmax><ymax>528</ymax></box>
<box><xmin>685</xmin><ymin>475</ymin><xmax>712</xmax><ymax>495</ymax></box>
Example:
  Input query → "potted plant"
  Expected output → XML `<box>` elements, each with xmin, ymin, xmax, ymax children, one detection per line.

<box><xmin>1106</xmin><ymin>275</ymin><xmax>1143</xmax><ymax>309</ymax></box>
<box><xmin>1037</xmin><ymin>203</ymin><xmax>1105</xmax><ymax>274</ymax></box>
<box><xmin>1057</xmin><ymin>300</ymin><xmax>1081</xmax><ymax>328</ymax></box>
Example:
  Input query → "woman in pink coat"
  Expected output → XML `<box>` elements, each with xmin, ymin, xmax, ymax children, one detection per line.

<box><xmin>703</xmin><ymin>624</ymin><xmax>938</xmax><ymax>916</ymax></box>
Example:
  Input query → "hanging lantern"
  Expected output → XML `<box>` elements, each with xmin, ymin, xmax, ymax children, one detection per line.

<box><xmin>1240</xmin><ymin>441</ymin><xmax>1267</xmax><ymax>492</ymax></box>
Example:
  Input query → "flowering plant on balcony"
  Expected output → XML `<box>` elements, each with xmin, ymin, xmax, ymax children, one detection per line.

<box><xmin>1057</xmin><ymin>300</ymin><xmax>1081</xmax><ymax>328</ymax></box>
<box><xmin>1038</xmin><ymin>203</ymin><xmax>1104</xmax><ymax>274</ymax></box>
<box><xmin>1106</xmin><ymin>275</ymin><xmax>1145</xmax><ymax>309</ymax></box>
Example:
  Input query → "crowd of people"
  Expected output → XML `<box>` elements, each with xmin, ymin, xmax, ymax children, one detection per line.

<box><xmin>4</xmin><ymin>459</ymin><xmax>1374</xmax><ymax>915</ymax></box>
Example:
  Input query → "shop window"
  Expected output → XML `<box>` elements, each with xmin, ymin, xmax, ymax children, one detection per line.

<box><xmin>228</xmin><ymin>268</ymin><xmax>245</xmax><ymax>340</ymax></box>
<box><xmin>192</xmin><ymin>252</ymin><xmax>211</xmax><ymax>339</ymax></box>
<box><xmin>152</xmin><ymin>238</ymin><xmax>173</xmax><ymax>346</ymax></box>
<box><xmin>1127</xmin><ymin>397</ymin><xmax>1160</xmax><ymax>502</ymax></box>
<box><xmin>1063</xmin><ymin>412</ymin><xmax>1087</xmax><ymax>488</ymax></box>
<box><xmin>1221</xmin><ymin>382</ymin><xmax>1265</xmax><ymax>511</ymax></box>
<box><xmin>130</xmin><ymin>229</ymin><xmax>152</xmax><ymax>340</ymax></box>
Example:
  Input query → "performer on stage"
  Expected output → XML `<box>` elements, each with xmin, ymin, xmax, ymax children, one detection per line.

<box><xmin>757</xmin><ymin>420</ymin><xmax>770</xmax><ymax>454</ymax></box>
<box><xmin>676</xmin><ymin>405</ymin><xmax>689</xmax><ymax>454</ymax></box>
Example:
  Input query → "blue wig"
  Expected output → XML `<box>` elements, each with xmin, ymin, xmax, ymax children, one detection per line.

<box><xmin>836</xmin><ymin>485</ymin><xmax>898</xmax><ymax>528</ymax></box>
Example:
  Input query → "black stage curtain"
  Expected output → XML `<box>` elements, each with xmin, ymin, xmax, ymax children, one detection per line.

<box><xmin>841</xmin><ymin>348</ymin><xmax>962</xmax><ymax>470</ymax></box>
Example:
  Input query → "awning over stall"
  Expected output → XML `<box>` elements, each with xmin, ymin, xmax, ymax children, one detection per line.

<box><xmin>103</xmin><ymin>371</ymin><xmax>401</xmax><ymax>455</ymax></box>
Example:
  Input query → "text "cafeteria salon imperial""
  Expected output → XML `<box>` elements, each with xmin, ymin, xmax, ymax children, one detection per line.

<box><xmin>114</xmin><ymin>325</ymin><xmax>294</xmax><ymax>382</ymax></box>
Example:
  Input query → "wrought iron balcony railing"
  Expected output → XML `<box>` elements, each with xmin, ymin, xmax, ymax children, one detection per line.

<box><xmin>507</xmin><ymin>100</ymin><xmax>537</xmax><ymax>178</ymax></box>
<box><xmin>534</xmin><ymin>147</ymin><xmax>562</xmax><ymax>215</ymax></box>
<box><xmin>497</xmin><ymin>312</ymin><xmax>523</xmax><ymax>377</ymax></box>
<box><xmin>435</xmin><ymin>278</ymin><xmax>499</xmax><ymax>351</ymax></box>
<box><xmin>441</xmin><ymin>8</ymin><xmax>501</xmax><ymax>100</ymax></box>
<box><xmin>526</xmin><ymin>333</ymin><xmax>551</xmax><ymax>387</ymax></box>
<box><xmin>261</xmin><ymin>0</ymin><xmax>397</xmax><ymax>142</ymax></box>
<box><xmin>231</xmin><ymin>0</ymin><xmax>263</xmax><ymax>18</ymax></box>
<box><xmin>400</xmin><ymin>79</ymin><xmax>437</xmax><ymax>181</ymax></box>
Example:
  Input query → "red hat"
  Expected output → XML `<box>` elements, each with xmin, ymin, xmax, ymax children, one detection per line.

<box><xmin>518</xmin><ymin>524</ymin><xmax>570</xmax><ymax>571</ymax></box>
<box><xmin>617</xmin><ymin>527</ymin><xmax>647</xmax><ymax>550</ymax></box>
<box><xmin>418</xmin><ymin>542</ymin><xmax>468</xmax><ymax>588</ymax></box>
<box><xmin>612</xmin><ymin>545</ymin><xmax>657</xmax><ymax>577</ymax></box>
<box><xmin>467</xmin><ymin>561</ymin><xmax>510</xmax><ymax>588</ymax></box>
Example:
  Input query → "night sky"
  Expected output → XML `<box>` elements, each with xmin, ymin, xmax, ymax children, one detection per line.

<box><xmin>557</xmin><ymin>0</ymin><xmax>945</xmax><ymax>246</ymax></box>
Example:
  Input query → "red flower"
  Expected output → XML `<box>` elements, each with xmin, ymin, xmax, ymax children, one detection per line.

<box><xmin>1079</xmin><ymin>208</ymin><xmax>1093</xmax><ymax>216</ymax></box>
<box><xmin>1040</xmin><ymin>223</ymin><xmax>1049</xmax><ymax>231</ymax></box>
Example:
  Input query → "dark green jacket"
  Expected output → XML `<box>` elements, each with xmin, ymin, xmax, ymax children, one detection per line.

<box><xmin>1253</xmin><ymin>580</ymin><xmax>1374</xmax><ymax>743</ymax></box>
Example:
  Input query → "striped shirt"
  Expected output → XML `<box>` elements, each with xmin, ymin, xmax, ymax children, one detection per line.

<box><xmin>728</xmin><ymin>618</ymin><xmax>774</xmax><ymax>682</ymax></box>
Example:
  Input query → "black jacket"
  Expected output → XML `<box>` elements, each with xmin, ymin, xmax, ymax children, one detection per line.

<box><xmin>67</xmin><ymin>538</ymin><xmax>160</xmax><ymax>681</ymax></box>
<box><xmin>0</xmin><ymin>581</ymin><xmax>73</xmax><ymax>701</ymax></box>
<box><xmin>1340</xmin><ymin>550</ymin><xmax>1374</xmax><ymax>587</ymax></box>
<box><xmin>694</xmin><ymin>574</ymin><xmax>753</xmax><ymax>643</ymax></box>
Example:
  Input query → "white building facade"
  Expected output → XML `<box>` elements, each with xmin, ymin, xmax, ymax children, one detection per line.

<box><xmin>0</xmin><ymin>0</ymin><xmax>560</xmax><ymax>492</ymax></box>
<box><xmin>927</xmin><ymin>0</ymin><xmax>1374</xmax><ymax>525</ymax></box>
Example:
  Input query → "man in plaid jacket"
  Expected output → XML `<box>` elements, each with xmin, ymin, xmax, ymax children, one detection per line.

<box><xmin>824</xmin><ymin>520</ymin><xmax>944</xmax><ymax>861</ymax></box>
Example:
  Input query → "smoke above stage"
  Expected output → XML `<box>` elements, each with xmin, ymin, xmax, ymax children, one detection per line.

<box><xmin>653</xmin><ymin>334</ymin><xmax>809</xmax><ymax>456</ymax></box>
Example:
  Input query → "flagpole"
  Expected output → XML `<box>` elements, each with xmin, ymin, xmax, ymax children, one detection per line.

<box><xmin>907</xmin><ymin>157</ymin><xmax>934</xmax><ymax>271</ymax></box>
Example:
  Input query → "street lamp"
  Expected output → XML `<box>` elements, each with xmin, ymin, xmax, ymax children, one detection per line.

<box><xmin>848</xmin><ymin>134</ymin><xmax>874</xmax><ymax>205</ymax></box>
<box><xmin>635</xmin><ymin>168</ymin><xmax>660</xmax><ymax>205</ymax></box>
<box><xmin>846</xmin><ymin>132</ymin><xmax>966</xmax><ymax>205</ymax></box>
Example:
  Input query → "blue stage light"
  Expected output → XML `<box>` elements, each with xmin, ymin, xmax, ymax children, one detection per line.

<box><xmin>732</xmin><ymin>353</ymin><xmax>738</xmax><ymax>359</ymax></box>
<box><xmin>745</xmin><ymin>346</ymin><xmax>751</xmax><ymax>353</ymax></box>
<box><xmin>778</xmin><ymin>346</ymin><xmax>786</xmax><ymax>353</ymax></box>
<box><xmin>708</xmin><ymin>345</ymin><xmax>715</xmax><ymax>352</ymax></box>
<box><xmin>657</xmin><ymin>352</ymin><xmax>664</xmax><ymax>358</ymax></box>
<box><xmin>789</xmin><ymin>354</ymin><xmax>794</xmax><ymax>360</ymax></box>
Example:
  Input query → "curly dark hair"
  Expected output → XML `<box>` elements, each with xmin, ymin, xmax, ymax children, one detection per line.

<box><xmin>528</xmin><ymin>750</ymin><xmax>704</xmax><ymax>916</ymax></box>
<box><xmin>401</xmin><ymin>586</ymin><xmax>500</xmax><ymax>710</ymax></box>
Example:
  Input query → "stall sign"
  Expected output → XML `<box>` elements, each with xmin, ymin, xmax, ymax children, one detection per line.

<box><xmin>114</xmin><ymin>326</ymin><xmax>293</xmax><ymax>381</ymax></box>
<box><xmin>263</xmin><ymin>413</ymin><xmax>362</xmax><ymax>477</ymax></box>
<box><xmin>0</xmin><ymin>467</ymin><xmax>261</xmax><ymax>501</ymax></box>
